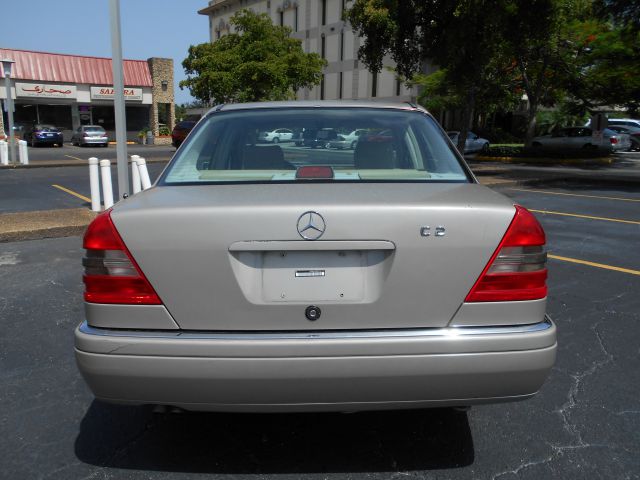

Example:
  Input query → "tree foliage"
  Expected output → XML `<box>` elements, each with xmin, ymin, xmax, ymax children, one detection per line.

<box><xmin>347</xmin><ymin>0</ymin><xmax>518</xmax><ymax>149</ymax></box>
<box><xmin>180</xmin><ymin>9</ymin><xmax>326</xmax><ymax>104</ymax></box>
<box><xmin>347</xmin><ymin>0</ymin><xmax>640</xmax><ymax>145</ymax></box>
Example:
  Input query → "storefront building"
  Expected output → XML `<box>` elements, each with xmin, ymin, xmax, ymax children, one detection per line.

<box><xmin>0</xmin><ymin>48</ymin><xmax>175</xmax><ymax>143</ymax></box>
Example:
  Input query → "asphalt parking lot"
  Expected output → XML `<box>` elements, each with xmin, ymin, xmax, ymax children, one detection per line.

<box><xmin>1</xmin><ymin>180</ymin><xmax>639</xmax><ymax>479</ymax></box>
<box><xmin>22</xmin><ymin>143</ymin><xmax>175</xmax><ymax>164</ymax></box>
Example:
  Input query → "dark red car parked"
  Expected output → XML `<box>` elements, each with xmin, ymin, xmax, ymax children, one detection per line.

<box><xmin>171</xmin><ymin>120</ymin><xmax>197</xmax><ymax>148</ymax></box>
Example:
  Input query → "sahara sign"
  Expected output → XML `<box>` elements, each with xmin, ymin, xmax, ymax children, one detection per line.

<box><xmin>16</xmin><ymin>83</ymin><xmax>77</xmax><ymax>99</ymax></box>
<box><xmin>90</xmin><ymin>87</ymin><xmax>143</xmax><ymax>101</ymax></box>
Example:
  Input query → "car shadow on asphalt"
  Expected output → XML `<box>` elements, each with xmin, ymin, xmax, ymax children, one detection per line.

<box><xmin>75</xmin><ymin>401</ymin><xmax>474</xmax><ymax>474</ymax></box>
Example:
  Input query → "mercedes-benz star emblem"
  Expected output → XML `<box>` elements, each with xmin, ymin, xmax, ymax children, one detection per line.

<box><xmin>297</xmin><ymin>211</ymin><xmax>326</xmax><ymax>240</ymax></box>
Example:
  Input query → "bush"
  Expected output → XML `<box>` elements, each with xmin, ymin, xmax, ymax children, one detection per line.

<box><xmin>159</xmin><ymin>126</ymin><xmax>171</xmax><ymax>136</ymax></box>
<box><xmin>474</xmin><ymin>127</ymin><xmax>523</xmax><ymax>144</ymax></box>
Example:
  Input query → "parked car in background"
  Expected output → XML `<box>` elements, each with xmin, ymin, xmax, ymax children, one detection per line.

<box><xmin>328</xmin><ymin>129</ymin><xmax>368</xmax><ymax>149</ymax></box>
<box><xmin>171</xmin><ymin>120</ymin><xmax>197</xmax><ymax>148</ymax></box>
<box><xmin>258</xmin><ymin>128</ymin><xmax>294</xmax><ymax>144</ymax></box>
<box><xmin>531</xmin><ymin>127</ymin><xmax>631</xmax><ymax>153</ymax></box>
<box><xmin>23</xmin><ymin>125</ymin><xmax>64</xmax><ymax>147</ymax></box>
<box><xmin>607</xmin><ymin>125</ymin><xmax>640</xmax><ymax>151</ymax></box>
<box><xmin>299</xmin><ymin>128</ymin><xmax>339</xmax><ymax>148</ymax></box>
<box><xmin>71</xmin><ymin>126</ymin><xmax>108</xmax><ymax>147</ymax></box>
<box><xmin>75</xmin><ymin>101</ymin><xmax>556</xmax><ymax>413</ymax></box>
<box><xmin>447</xmin><ymin>131</ymin><xmax>490</xmax><ymax>153</ymax></box>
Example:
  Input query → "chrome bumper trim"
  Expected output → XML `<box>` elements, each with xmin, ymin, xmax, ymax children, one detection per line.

<box><xmin>79</xmin><ymin>316</ymin><xmax>553</xmax><ymax>341</ymax></box>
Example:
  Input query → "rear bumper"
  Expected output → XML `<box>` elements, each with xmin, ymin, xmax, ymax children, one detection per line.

<box><xmin>75</xmin><ymin>318</ymin><xmax>557</xmax><ymax>412</ymax></box>
<box><xmin>80</xmin><ymin>137</ymin><xmax>108</xmax><ymax>145</ymax></box>
<box><xmin>33</xmin><ymin>137</ymin><xmax>62</xmax><ymax>144</ymax></box>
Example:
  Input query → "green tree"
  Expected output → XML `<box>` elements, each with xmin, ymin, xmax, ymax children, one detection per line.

<box><xmin>567</xmin><ymin>19</ymin><xmax>640</xmax><ymax>116</ymax></box>
<box><xmin>502</xmin><ymin>0</ymin><xmax>594</xmax><ymax>145</ymax></box>
<box><xmin>174</xmin><ymin>103</ymin><xmax>187</xmax><ymax>122</ymax></box>
<box><xmin>180</xmin><ymin>9</ymin><xmax>326</xmax><ymax>104</ymax></box>
<box><xmin>347</xmin><ymin>1</ymin><xmax>514</xmax><ymax>150</ymax></box>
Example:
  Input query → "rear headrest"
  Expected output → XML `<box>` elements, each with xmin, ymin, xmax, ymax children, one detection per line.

<box><xmin>354</xmin><ymin>141</ymin><xmax>396</xmax><ymax>169</ymax></box>
<box><xmin>242</xmin><ymin>145</ymin><xmax>292</xmax><ymax>170</ymax></box>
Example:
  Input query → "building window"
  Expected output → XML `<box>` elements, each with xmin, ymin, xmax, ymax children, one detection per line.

<box><xmin>340</xmin><ymin>31</ymin><xmax>344</xmax><ymax>61</ymax></box>
<box><xmin>216</xmin><ymin>30</ymin><xmax>221</xmax><ymax>40</ymax></box>
<box><xmin>339</xmin><ymin>72</ymin><xmax>343</xmax><ymax>99</ymax></box>
<box><xmin>294</xmin><ymin>6</ymin><xmax>298</xmax><ymax>31</ymax></box>
<box><xmin>371</xmin><ymin>73</ymin><xmax>378</xmax><ymax>98</ymax></box>
<box><xmin>321</xmin><ymin>0</ymin><xmax>327</xmax><ymax>25</ymax></box>
<box><xmin>320</xmin><ymin>75</ymin><xmax>325</xmax><ymax>100</ymax></box>
<box><xmin>321</xmin><ymin>34</ymin><xmax>326</xmax><ymax>59</ymax></box>
<box><xmin>279</xmin><ymin>10</ymin><xmax>284</xmax><ymax>26</ymax></box>
<box><xmin>396</xmin><ymin>77</ymin><xmax>401</xmax><ymax>97</ymax></box>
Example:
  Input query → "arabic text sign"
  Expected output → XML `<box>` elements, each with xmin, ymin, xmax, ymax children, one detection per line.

<box><xmin>90</xmin><ymin>87</ymin><xmax>143</xmax><ymax>101</ymax></box>
<box><xmin>16</xmin><ymin>83</ymin><xmax>77</xmax><ymax>99</ymax></box>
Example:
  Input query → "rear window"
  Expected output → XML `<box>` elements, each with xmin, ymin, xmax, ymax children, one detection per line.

<box><xmin>161</xmin><ymin>108</ymin><xmax>469</xmax><ymax>184</ymax></box>
<box><xmin>37</xmin><ymin>125</ymin><xmax>59</xmax><ymax>132</ymax></box>
<box><xmin>85</xmin><ymin>127</ymin><xmax>106</xmax><ymax>133</ymax></box>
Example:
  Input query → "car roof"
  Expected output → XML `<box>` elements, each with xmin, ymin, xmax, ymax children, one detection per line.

<box><xmin>205</xmin><ymin>100</ymin><xmax>423</xmax><ymax>116</ymax></box>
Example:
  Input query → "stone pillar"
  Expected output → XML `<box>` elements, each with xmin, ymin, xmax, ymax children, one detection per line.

<box><xmin>147</xmin><ymin>57</ymin><xmax>175</xmax><ymax>145</ymax></box>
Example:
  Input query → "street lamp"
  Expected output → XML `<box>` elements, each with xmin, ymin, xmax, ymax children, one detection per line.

<box><xmin>1</xmin><ymin>58</ymin><xmax>16</xmax><ymax>165</ymax></box>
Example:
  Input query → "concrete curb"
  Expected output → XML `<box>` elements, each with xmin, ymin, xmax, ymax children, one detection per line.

<box><xmin>0</xmin><ymin>157</ymin><xmax>169</xmax><ymax>169</ymax></box>
<box><xmin>0</xmin><ymin>208</ymin><xmax>96</xmax><ymax>243</ymax></box>
<box><xmin>473</xmin><ymin>155</ymin><xmax>614</xmax><ymax>165</ymax></box>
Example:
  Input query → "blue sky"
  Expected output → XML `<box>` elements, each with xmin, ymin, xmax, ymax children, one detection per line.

<box><xmin>1</xmin><ymin>0</ymin><xmax>210</xmax><ymax>104</ymax></box>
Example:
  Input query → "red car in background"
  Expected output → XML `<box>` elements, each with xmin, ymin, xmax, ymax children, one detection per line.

<box><xmin>171</xmin><ymin>120</ymin><xmax>197</xmax><ymax>148</ymax></box>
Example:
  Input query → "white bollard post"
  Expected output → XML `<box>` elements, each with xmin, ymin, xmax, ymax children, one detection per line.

<box><xmin>0</xmin><ymin>141</ymin><xmax>7</xmax><ymax>166</ymax></box>
<box><xmin>137</xmin><ymin>157</ymin><xmax>152</xmax><ymax>190</ymax></box>
<box><xmin>130</xmin><ymin>155</ymin><xmax>141</xmax><ymax>194</ymax></box>
<box><xmin>99</xmin><ymin>159</ymin><xmax>114</xmax><ymax>209</ymax></box>
<box><xmin>88</xmin><ymin>157</ymin><xmax>102</xmax><ymax>212</ymax></box>
<box><xmin>18</xmin><ymin>140</ymin><xmax>29</xmax><ymax>165</ymax></box>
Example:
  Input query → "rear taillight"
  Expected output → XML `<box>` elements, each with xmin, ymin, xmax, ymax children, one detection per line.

<box><xmin>465</xmin><ymin>205</ymin><xmax>547</xmax><ymax>302</ymax></box>
<box><xmin>82</xmin><ymin>210</ymin><xmax>161</xmax><ymax>304</ymax></box>
<box><xmin>610</xmin><ymin>137</ymin><xmax>618</xmax><ymax>144</ymax></box>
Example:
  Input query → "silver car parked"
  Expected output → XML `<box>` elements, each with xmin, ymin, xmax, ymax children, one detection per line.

<box><xmin>71</xmin><ymin>125</ymin><xmax>109</xmax><ymax>147</ymax></box>
<box><xmin>75</xmin><ymin>101</ymin><xmax>556</xmax><ymax>413</ymax></box>
<box><xmin>532</xmin><ymin>127</ymin><xmax>631</xmax><ymax>152</ymax></box>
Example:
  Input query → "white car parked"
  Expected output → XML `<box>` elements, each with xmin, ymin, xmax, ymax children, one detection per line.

<box><xmin>258</xmin><ymin>128</ymin><xmax>294</xmax><ymax>144</ymax></box>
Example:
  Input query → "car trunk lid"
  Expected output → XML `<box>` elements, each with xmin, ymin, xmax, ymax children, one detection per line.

<box><xmin>110</xmin><ymin>183</ymin><xmax>516</xmax><ymax>331</ymax></box>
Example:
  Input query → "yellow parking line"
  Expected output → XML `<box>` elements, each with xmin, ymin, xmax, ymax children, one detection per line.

<box><xmin>529</xmin><ymin>209</ymin><xmax>640</xmax><ymax>225</ymax></box>
<box><xmin>64</xmin><ymin>154</ymin><xmax>84</xmax><ymax>161</ymax></box>
<box><xmin>51</xmin><ymin>184</ymin><xmax>91</xmax><ymax>203</ymax></box>
<box><xmin>510</xmin><ymin>187</ymin><xmax>640</xmax><ymax>203</ymax></box>
<box><xmin>548</xmin><ymin>254</ymin><xmax>640</xmax><ymax>276</ymax></box>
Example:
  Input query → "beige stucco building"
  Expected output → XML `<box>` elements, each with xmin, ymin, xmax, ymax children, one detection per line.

<box><xmin>197</xmin><ymin>0</ymin><xmax>419</xmax><ymax>102</ymax></box>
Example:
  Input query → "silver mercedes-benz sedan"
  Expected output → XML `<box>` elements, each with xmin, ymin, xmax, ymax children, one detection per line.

<box><xmin>75</xmin><ymin>101</ymin><xmax>556</xmax><ymax>413</ymax></box>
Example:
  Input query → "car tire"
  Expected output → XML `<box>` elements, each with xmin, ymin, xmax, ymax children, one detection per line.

<box><xmin>325</xmin><ymin>142</ymin><xmax>332</xmax><ymax>149</ymax></box>
<box><xmin>272</xmin><ymin>137</ymin><xmax>279</xmax><ymax>144</ymax></box>
<box><xmin>351</xmin><ymin>141</ymin><xmax>357</xmax><ymax>150</ymax></box>
<box><xmin>481</xmin><ymin>142</ymin><xmax>490</xmax><ymax>153</ymax></box>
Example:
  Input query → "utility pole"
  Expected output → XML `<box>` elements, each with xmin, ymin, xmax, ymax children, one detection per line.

<box><xmin>2</xmin><ymin>59</ymin><xmax>17</xmax><ymax>165</ymax></box>
<box><xmin>109</xmin><ymin>0</ymin><xmax>129</xmax><ymax>199</ymax></box>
